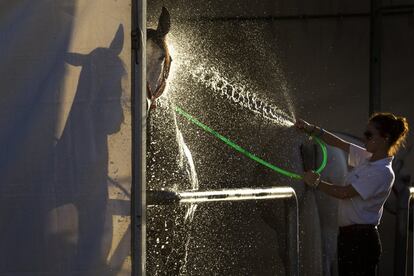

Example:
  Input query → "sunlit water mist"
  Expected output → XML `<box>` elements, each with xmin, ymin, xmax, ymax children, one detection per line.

<box><xmin>168</xmin><ymin>81</ymin><xmax>199</xmax><ymax>276</ymax></box>
<box><xmin>153</xmin><ymin>26</ymin><xmax>299</xmax><ymax>275</ymax></box>
<box><xmin>147</xmin><ymin>36</ymin><xmax>200</xmax><ymax>276</ymax></box>
<box><xmin>239</xmin><ymin>22</ymin><xmax>297</xmax><ymax>119</ymax></box>
<box><xmin>190</xmin><ymin>64</ymin><xmax>295</xmax><ymax>127</ymax></box>
<box><xmin>154</xmin><ymin>37</ymin><xmax>200</xmax><ymax>223</ymax></box>
<box><xmin>166</xmin><ymin>33</ymin><xmax>295</xmax><ymax>128</ymax></box>
<box><xmin>175</xmin><ymin>120</ymin><xmax>199</xmax><ymax>222</ymax></box>
<box><xmin>168</xmin><ymin>42</ymin><xmax>200</xmax><ymax>222</ymax></box>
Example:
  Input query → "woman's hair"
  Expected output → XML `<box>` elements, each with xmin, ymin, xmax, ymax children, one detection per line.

<box><xmin>369</xmin><ymin>112</ymin><xmax>409</xmax><ymax>155</ymax></box>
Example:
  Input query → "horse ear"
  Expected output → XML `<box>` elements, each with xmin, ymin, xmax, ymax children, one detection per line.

<box><xmin>157</xmin><ymin>7</ymin><xmax>170</xmax><ymax>37</ymax></box>
<box><xmin>65</xmin><ymin>52</ymin><xmax>88</xmax><ymax>66</ymax></box>
<box><xmin>109</xmin><ymin>24</ymin><xmax>124</xmax><ymax>55</ymax></box>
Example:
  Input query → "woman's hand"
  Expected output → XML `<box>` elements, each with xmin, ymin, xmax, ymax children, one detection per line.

<box><xmin>294</xmin><ymin>118</ymin><xmax>314</xmax><ymax>134</ymax></box>
<box><xmin>303</xmin><ymin>170</ymin><xmax>321</xmax><ymax>188</ymax></box>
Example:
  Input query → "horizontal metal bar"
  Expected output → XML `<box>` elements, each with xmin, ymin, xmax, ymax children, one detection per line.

<box><xmin>188</xmin><ymin>13</ymin><xmax>368</xmax><ymax>22</ymax></box>
<box><xmin>185</xmin><ymin>6</ymin><xmax>414</xmax><ymax>22</ymax></box>
<box><xmin>178</xmin><ymin>187</ymin><xmax>295</xmax><ymax>203</ymax></box>
<box><xmin>380</xmin><ymin>4</ymin><xmax>414</xmax><ymax>11</ymax></box>
<box><xmin>382</xmin><ymin>10</ymin><xmax>414</xmax><ymax>16</ymax></box>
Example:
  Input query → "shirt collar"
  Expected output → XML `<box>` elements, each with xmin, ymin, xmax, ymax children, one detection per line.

<box><xmin>369</xmin><ymin>156</ymin><xmax>394</xmax><ymax>166</ymax></box>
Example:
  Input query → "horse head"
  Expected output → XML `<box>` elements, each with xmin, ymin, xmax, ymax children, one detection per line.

<box><xmin>146</xmin><ymin>7</ymin><xmax>172</xmax><ymax>110</ymax></box>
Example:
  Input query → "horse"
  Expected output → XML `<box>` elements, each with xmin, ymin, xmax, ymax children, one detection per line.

<box><xmin>145</xmin><ymin>7</ymin><xmax>199</xmax><ymax>275</ymax></box>
<box><xmin>146</xmin><ymin>7</ymin><xmax>172</xmax><ymax>111</ymax></box>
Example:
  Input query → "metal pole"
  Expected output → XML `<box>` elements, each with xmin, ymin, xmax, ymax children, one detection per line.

<box><xmin>410</xmin><ymin>187</ymin><xmax>414</xmax><ymax>276</ymax></box>
<box><xmin>178</xmin><ymin>187</ymin><xmax>295</xmax><ymax>202</ymax></box>
<box><xmin>369</xmin><ymin>0</ymin><xmax>382</xmax><ymax>115</ymax></box>
<box><xmin>132</xmin><ymin>0</ymin><xmax>146</xmax><ymax>275</ymax></box>
<box><xmin>286</xmin><ymin>192</ymin><xmax>299</xmax><ymax>276</ymax></box>
<box><xmin>183</xmin><ymin>6</ymin><xmax>414</xmax><ymax>23</ymax></box>
<box><xmin>394</xmin><ymin>185</ymin><xmax>414</xmax><ymax>276</ymax></box>
<box><xmin>149</xmin><ymin>187</ymin><xmax>299</xmax><ymax>276</ymax></box>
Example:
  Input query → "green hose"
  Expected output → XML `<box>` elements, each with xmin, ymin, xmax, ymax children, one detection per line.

<box><xmin>175</xmin><ymin>106</ymin><xmax>327</xmax><ymax>180</ymax></box>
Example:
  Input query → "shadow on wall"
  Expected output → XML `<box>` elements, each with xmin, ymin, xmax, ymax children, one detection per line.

<box><xmin>0</xmin><ymin>1</ymin><xmax>127</xmax><ymax>272</ymax></box>
<box><xmin>52</xmin><ymin>24</ymin><xmax>126</xmax><ymax>274</ymax></box>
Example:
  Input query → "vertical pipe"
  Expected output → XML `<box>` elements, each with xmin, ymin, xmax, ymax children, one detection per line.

<box><xmin>287</xmin><ymin>192</ymin><xmax>299</xmax><ymax>276</ymax></box>
<box><xmin>393</xmin><ymin>180</ymin><xmax>413</xmax><ymax>276</ymax></box>
<box><xmin>369</xmin><ymin>0</ymin><xmax>382</xmax><ymax>115</ymax></box>
<box><xmin>411</xmin><ymin>187</ymin><xmax>414</xmax><ymax>276</ymax></box>
<box><xmin>132</xmin><ymin>0</ymin><xmax>146</xmax><ymax>275</ymax></box>
<box><xmin>394</xmin><ymin>186</ymin><xmax>410</xmax><ymax>276</ymax></box>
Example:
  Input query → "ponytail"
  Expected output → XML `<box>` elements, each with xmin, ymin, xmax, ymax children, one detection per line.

<box><xmin>369</xmin><ymin>112</ymin><xmax>409</xmax><ymax>155</ymax></box>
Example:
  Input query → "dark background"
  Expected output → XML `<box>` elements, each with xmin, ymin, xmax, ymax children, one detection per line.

<box><xmin>147</xmin><ymin>1</ymin><xmax>414</xmax><ymax>275</ymax></box>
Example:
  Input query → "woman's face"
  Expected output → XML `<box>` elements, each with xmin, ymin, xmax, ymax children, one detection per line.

<box><xmin>363</xmin><ymin>122</ymin><xmax>388</xmax><ymax>153</ymax></box>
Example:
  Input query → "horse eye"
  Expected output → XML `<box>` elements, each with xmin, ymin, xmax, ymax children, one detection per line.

<box><xmin>159</xmin><ymin>55</ymin><xmax>165</xmax><ymax>61</ymax></box>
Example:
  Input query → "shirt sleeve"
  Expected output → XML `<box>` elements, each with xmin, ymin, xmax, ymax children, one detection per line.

<box><xmin>348</xmin><ymin>143</ymin><xmax>372</xmax><ymax>167</ymax></box>
<box><xmin>350</xmin><ymin>168</ymin><xmax>394</xmax><ymax>200</ymax></box>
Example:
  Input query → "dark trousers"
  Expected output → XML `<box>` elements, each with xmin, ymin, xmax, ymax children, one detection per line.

<box><xmin>337</xmin><ymin>224</ymin><xmax>382</xmax><ymax>276</ymax></box>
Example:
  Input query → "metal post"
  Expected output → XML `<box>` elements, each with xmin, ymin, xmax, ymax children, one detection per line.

<box><xmin>369</xmin><ymin>0</ymin><xmax>382</xmax><ymax>116</ymax></box>
<box><xmin>394</xmin><ymin>185</ymin><xmax>414</xmax><ymax>276</ymax></box>
<box><xmin>132</xmin><ymin>0</ymin><xmax>146</xmax><ymax>275</ymax></box>
<box><xmin>149</xmin><ymin>187</ymin><xmax>299</xmax><ymax>276</ymax></box>
<box><xmin>410</xmin><ymin>187</ymin><xmax>414</xmax><ymax>276</ymax></box>
<box><xmin>287</xmin><ymin>192</ymin><xmax>299</xmax><ymax>276</ymax></box>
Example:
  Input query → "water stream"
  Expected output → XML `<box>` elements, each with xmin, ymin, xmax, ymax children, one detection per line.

<box><xmin>190</xmin><ymin>64</ymin><xmax>295</xmax><ymax>127</ymax></box>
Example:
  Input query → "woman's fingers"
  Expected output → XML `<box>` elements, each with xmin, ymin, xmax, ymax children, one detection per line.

<box><xmin>294</xmin><ymin>118</ymin><xmax>308</xmax><ymax>130</ymax></box>
<box><xmin>295</xmin><ymin>118</ymin><xmax>316</xmax><ymax>134</ymax></box>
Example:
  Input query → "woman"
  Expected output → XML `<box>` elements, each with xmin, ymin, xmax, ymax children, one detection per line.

<box><xmin>295</xmin><ymin>112</ymin><xmax>409</xmax><ymax>276</ymax></box>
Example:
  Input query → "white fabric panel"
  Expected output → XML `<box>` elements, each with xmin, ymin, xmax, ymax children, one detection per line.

<box><xmin>0</xmin><ymin>1</ymin><xmax>131</xmax><ymax>275</ymax></box>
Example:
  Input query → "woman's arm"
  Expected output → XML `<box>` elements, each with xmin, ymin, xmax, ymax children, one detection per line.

<box><xmin>303</xmin><ymin>171</ymin><xmax>359</xmax><ymax>199</ymax></box>
<box><xmin>317</xmin><ymin>181</ymin><xmax>358</xmax><ymax>199</ymax></box>
<box><xmin>295</xmin><ymin>119</ymin><xmax>350</xmax><ymax>153</ymax></box>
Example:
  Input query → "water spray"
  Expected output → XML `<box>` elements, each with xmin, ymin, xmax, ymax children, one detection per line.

<box><xmin>175</xmin><ymin>106</ymin><xmax>327</xmax><ymax>180</ymax></box>
<box><xmin>191</xmin><ymin>65</ymin><xmax>295</xmax><ymax>127</ymax></box>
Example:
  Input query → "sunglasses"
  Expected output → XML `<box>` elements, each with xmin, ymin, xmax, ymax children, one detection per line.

<box><xmin>364</xmin><ymin>130</ymin><xmax>374</xmax><ymax>140</ymax></box>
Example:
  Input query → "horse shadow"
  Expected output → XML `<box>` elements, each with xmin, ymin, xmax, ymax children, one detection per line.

<box><xmin>52</xmin><ymin>24</ymin><xmax>126</xmax><ymax>274</ymax></box>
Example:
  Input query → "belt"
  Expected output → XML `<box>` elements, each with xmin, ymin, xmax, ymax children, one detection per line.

<box><xmin>339</xmin><ymin>224</ymin><xmax>377</xmax><ymax>234</ymax></box>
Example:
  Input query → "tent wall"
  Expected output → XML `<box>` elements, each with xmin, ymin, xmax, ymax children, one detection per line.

<box><xmin>0</xmin><ymin>1</ymin><xmax>132</xmax><ymax>275</ymax></box>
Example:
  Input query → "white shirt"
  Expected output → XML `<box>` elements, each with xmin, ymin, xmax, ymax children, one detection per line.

<box><xmin>338</xmin><ymin>143</ymin><xmax>395</xmax><ymax>226</ymax></box>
